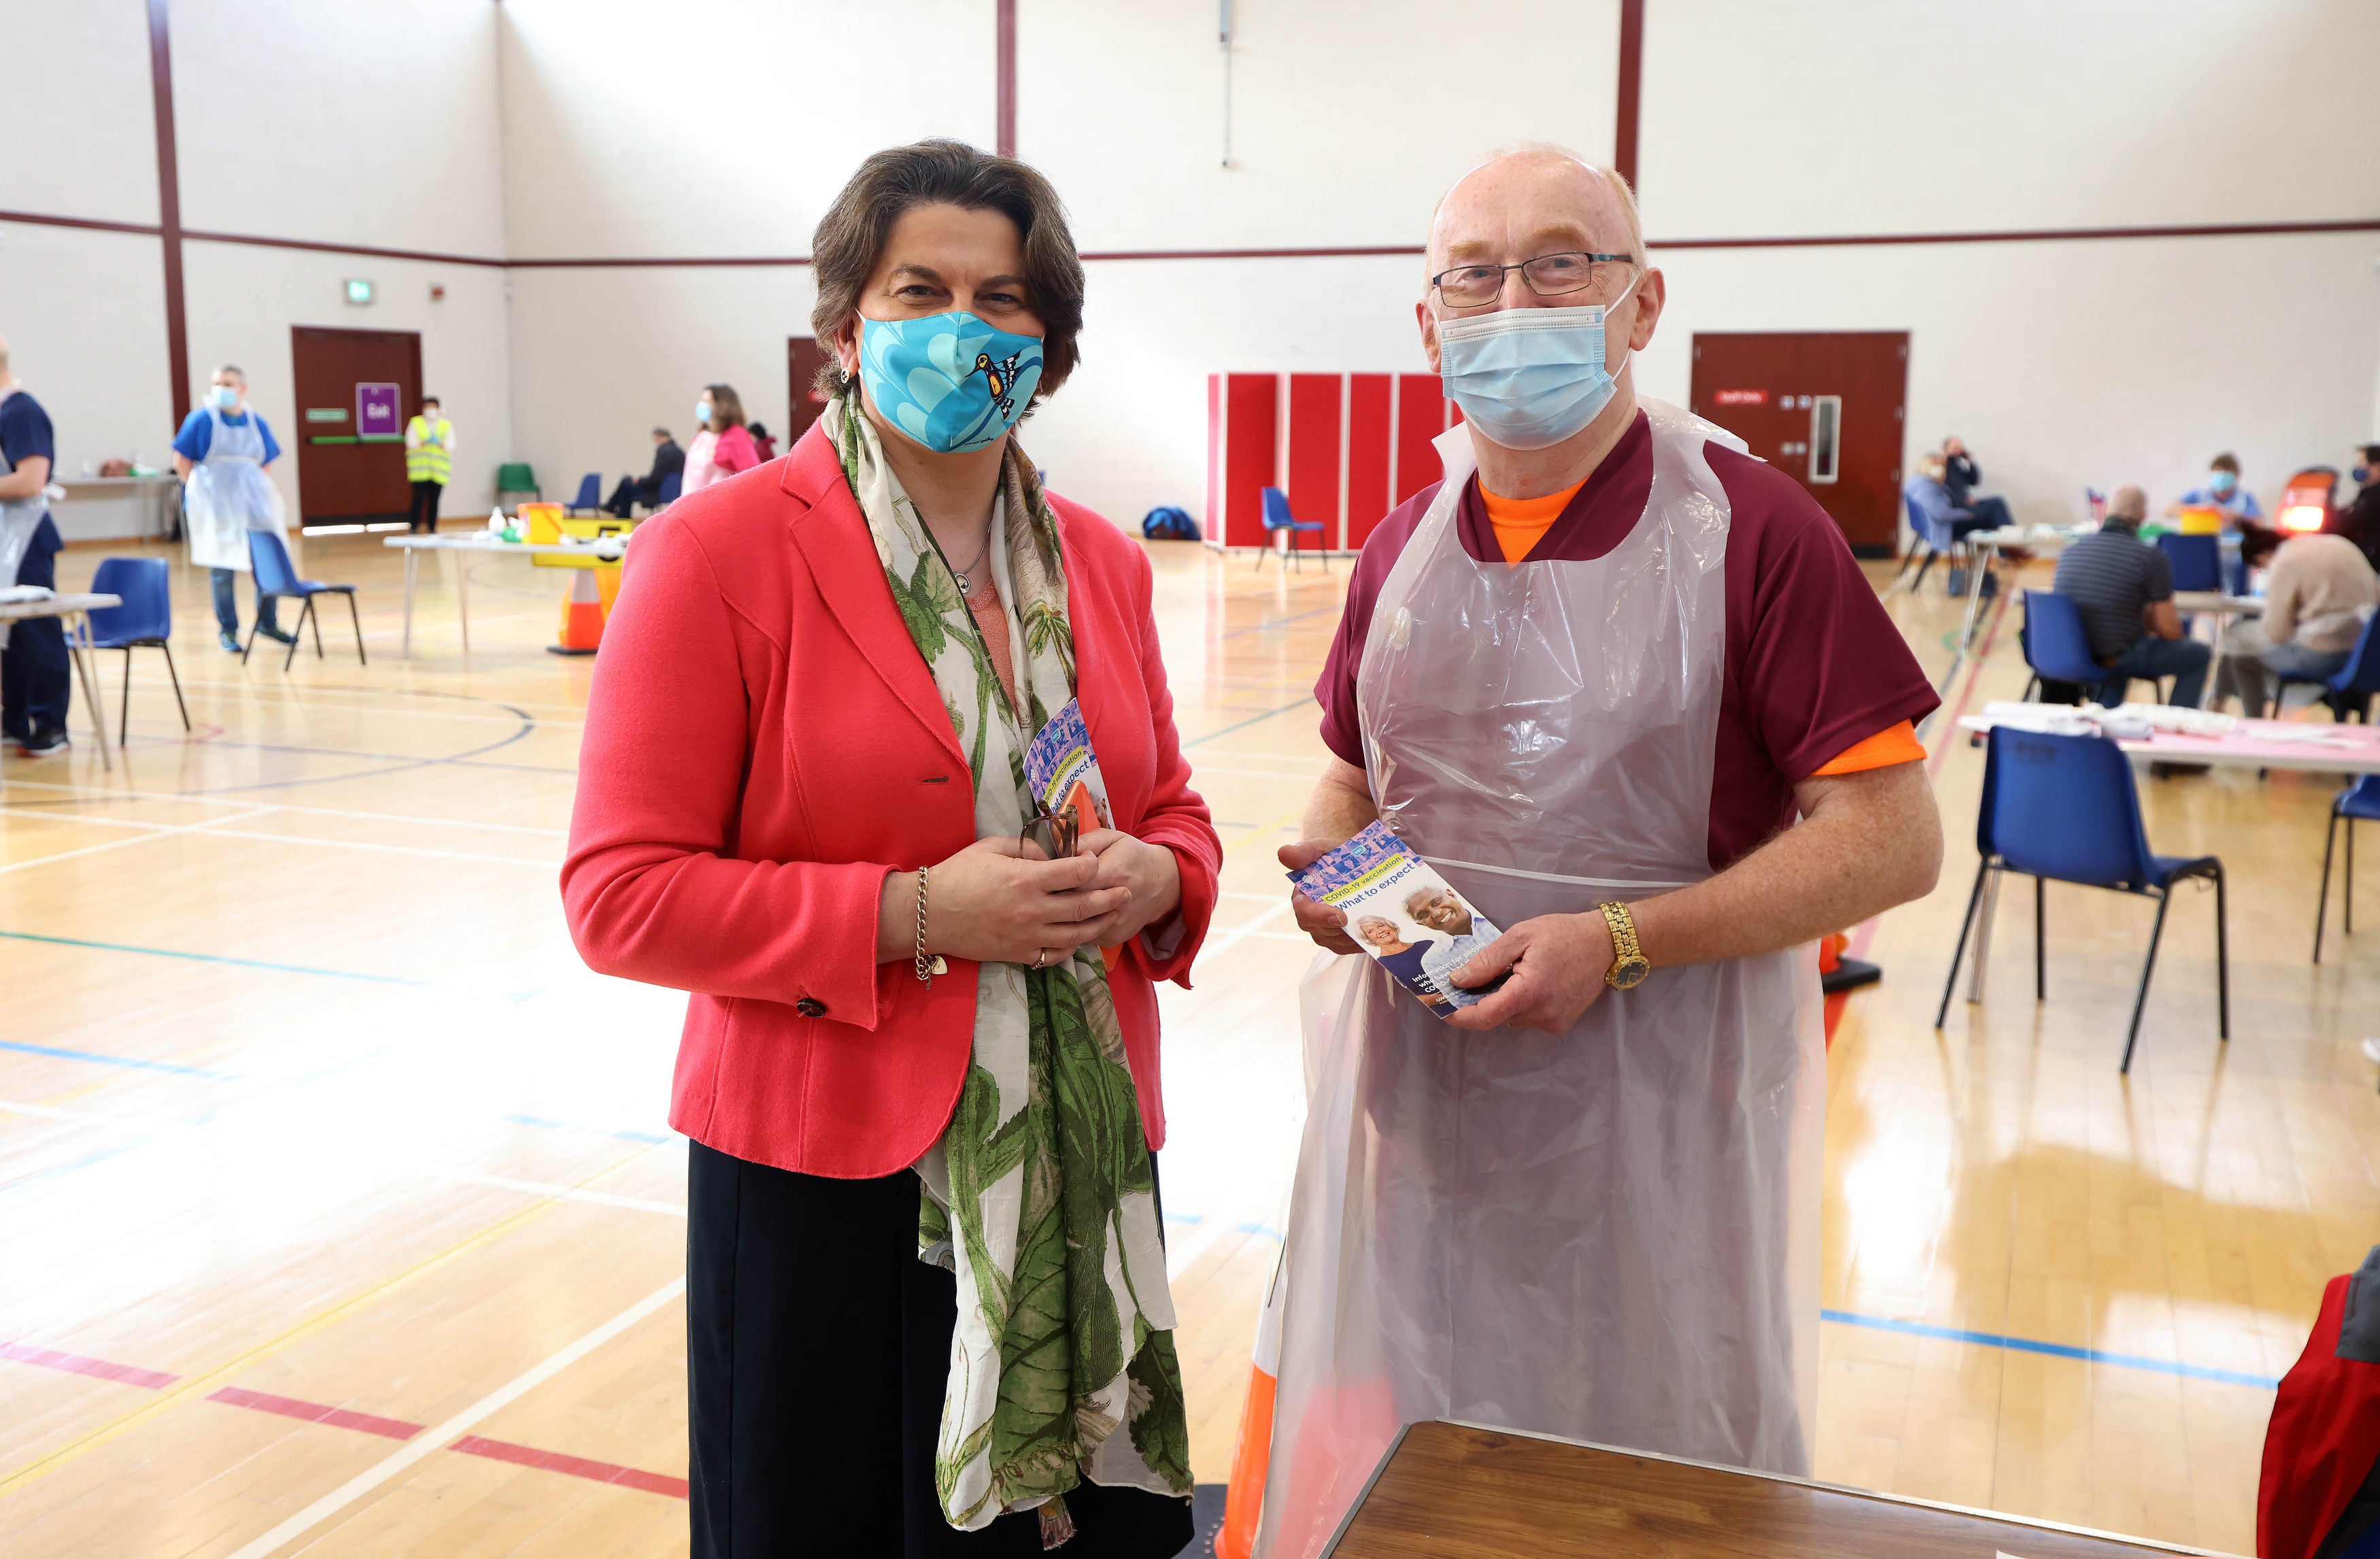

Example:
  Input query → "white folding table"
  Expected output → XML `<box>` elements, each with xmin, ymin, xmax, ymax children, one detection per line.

<box><xmin>0</xmin><ymin>591</ymin><xmax>122</xmax><ymax>770</ymax></box>
<box><xmin>383</xmin><ymin>533</ymin><xmax>627</xmax><ymax>657</ymax></box>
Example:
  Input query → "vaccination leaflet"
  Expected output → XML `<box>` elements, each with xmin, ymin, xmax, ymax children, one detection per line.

<box><xmin>1023</xmin><ymin>698</ymin><xmax>1113</xmax><ymax>839</ymax></box>
<box><xmin>1290</xmin><ymin>821</ymin><xmax>1508</xmax><ymax>1016</ymax></box>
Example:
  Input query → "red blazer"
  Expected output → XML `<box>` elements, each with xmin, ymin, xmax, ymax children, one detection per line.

<box><xmin>562</xmin><ymin>422</ymin><xmax>1221</xmax><ymax>1179</ymax></box>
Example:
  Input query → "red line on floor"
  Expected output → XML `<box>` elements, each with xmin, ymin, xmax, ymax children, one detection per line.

<box><xmin>450</xmin><ymin>1434</ymin><xmax>690</xmax><ymax>1499</ymax></box>
<box><xmin>1</xmin><ymin>1341</ymin><xmax>179</xmax><ymax>1390</ymax></box>
<box><xmin>207</xmin><ymin>1385</ymin><xmax>424</xmax><ymax>1440</ymax></box>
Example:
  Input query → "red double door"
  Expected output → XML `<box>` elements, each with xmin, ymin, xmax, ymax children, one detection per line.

<box><xmin>1207</xmin><ymin>373</ymin><xmax>1462</xmax><ymax>550</ymax></box>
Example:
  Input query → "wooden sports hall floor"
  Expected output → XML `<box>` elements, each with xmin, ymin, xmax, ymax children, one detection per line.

<box><xmin>2</xmin><ymin>529</ymin><xmax>2372</xmax><ymax>1556</ymax></box>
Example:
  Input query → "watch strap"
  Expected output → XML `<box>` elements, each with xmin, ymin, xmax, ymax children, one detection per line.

<box><xmin>1599</xmin><ymin>901</ymin><xmax>1648</xmax><ymax>988</ymax></box>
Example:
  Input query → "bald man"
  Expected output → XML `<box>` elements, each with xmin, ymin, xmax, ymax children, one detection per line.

<box><xmin>1251</xmin><ymin>147</ymin><xmax>1943</xmax><ymax>1553</ymax></box>
<box><xmin>2054</xmin><ymin>482</ymin><xmax>2210</xmax><ymax>706</ymax></box>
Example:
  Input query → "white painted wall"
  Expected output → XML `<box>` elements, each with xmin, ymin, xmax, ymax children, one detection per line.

<box><xmin>12</xmin><ymin>0</ymin><xmax>2380</xmax><ymax>540</ymax></box>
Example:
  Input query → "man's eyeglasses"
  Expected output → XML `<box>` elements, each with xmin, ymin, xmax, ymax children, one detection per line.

<box><xmin>1431</xmin><ymin>252</ymin><xmax>1635</xmax><ymax>310</ymax></box>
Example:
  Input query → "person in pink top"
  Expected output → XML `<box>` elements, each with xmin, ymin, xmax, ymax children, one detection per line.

<box><xmin>681</xmin><ymin>382</ymin><xmax>760</xmax><ymax>493</ymax></box>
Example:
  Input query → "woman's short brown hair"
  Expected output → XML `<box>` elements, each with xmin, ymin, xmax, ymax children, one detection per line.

<box><xmin>704</xmin><ymin>383</ymin><xmax>747</xmax><ymax>429</ymax></box>
<box><xmin>809</xmin><ymin>139</ymin><xmax>1084</xmax><ymax>403</ymax></box>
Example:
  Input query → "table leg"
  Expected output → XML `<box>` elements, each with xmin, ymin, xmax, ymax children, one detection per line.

<box><xmin>1966</xmin><ymin>867</ymin><xmax>2001</xmax><ymax>1002</ymax></box>
<box><xmin>457</xmin><ymin>552</ymin><xmax>471</xmax><ymax>656</ymax></box>
<box><xmin>68</xmin><ymin>612</ymin><xmax>114</xmax><ymax>773</ymax></box>
<box><xmin>1958</xmin><ymin>543</ymin><xmax>1994</xmax><ymax>649</ymax></box>
<box><xmin>402</xmin><ymin>546</ymin><xmax>418</xmax><ymax>658</ymax></box>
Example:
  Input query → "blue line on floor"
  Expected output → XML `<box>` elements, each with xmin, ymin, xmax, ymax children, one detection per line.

<box><xmin>0</xmin><ymin>1038</ymin><xmax>237</xmax><ymax>1079</ymax></box>
<box><xmin>1183</xmin><ymin>699</ymin><xmax>1314</xmax><ymax>749</ymax></box>
<box><xmin>0</xmin><ymin>929</ymin><xmax>428</xmax><ymax>986</ymax></box>
<box><xmin>1820</xmin><ymin>1309</ymin><xmax>2279</xmax><ymax>1390</ymax></box>
<box><xmin>501</xmin><ymin>1113</ymin><xmax>677</xmax><ymax>1146</ymax></box>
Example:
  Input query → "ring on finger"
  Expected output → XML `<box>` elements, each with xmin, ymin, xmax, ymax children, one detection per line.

<box><xmin>1033</xmin><ymin>948</ymin><xmax>1050</xmax><ymax>969</ymax></box>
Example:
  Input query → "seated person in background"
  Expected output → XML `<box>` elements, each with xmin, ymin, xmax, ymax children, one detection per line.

<box><xmin>2215</xmin><ymin>520</ymin><xmax>2380</xmax><ymax>717</ymax></box>
<box><xmin>747</xmin><ymin>421</ymin><xmax>779</xmax><ymax>462</ymax></box>
<box><xmin>2166</xmin><ymin>450</ymin><xmax>2264</xmax><ymax>533</ymax></box>
<box><xmin>1904</xmin><ymin>453</ymin><xmax>1990</xmax><ymax>544</ymax></box>
<box><xmin>604</xmin><ymin>426</ymin><xmax>685</xmax><ymax>518</ymax></box>
<box><xmin>1941</xmin><ymin>435</ymin><xmax>2013</xmax><ymax>531</ymax></box>
<box><xmin>2053</xmin><ymin>484</ymin><xmax>2210</xmax><ymax>707</ymax></box>
<box><xmin>2341</xmin><ymin>446</ymin><xmax>2380</xmax><ymax>575</ymax></box>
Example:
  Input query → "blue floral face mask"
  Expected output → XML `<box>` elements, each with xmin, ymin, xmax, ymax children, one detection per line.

<box><xmin>859</xmin><ymin>312</ymin><xmax>1044</xmax><ymax>454</ymax></box>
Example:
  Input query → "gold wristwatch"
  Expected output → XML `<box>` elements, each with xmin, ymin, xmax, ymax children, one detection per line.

<box><xmin>1599</xmin><ymin>901</ymin><xmax>1650</xmax><ymax>990</ymax></box>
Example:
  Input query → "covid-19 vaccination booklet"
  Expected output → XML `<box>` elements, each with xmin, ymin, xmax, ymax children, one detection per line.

<box><xmin>1022</xmin><ymin>698</ymin><xmax>1112</xmax><ymax>838</ymax></box>
<box><xmin>1289</xmin><ymin>821</ymin><xmax>1508</xmax><ymax>1016</ymax></box>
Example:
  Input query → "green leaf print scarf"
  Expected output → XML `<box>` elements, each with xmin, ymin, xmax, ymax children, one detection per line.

<box><xmin>828</xmin><ymin>396</ymin><xmax>1192</xmax><ymax>1543</ymax></box>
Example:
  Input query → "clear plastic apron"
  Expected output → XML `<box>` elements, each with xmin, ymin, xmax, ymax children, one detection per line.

<box><xmin>184</xmin><ymin>407</ymin><xmax>285</xmax><ymax>572</ymax></box>
<box><xmin>1253</xmin><ymin>398</ymin><xmax>1825</xmax><ymax>1559</ymax></box>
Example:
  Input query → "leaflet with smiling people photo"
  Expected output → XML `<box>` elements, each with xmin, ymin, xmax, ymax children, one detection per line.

<box><xmin>1289</xmin><ymin>822</ymin><xmax>1508</xmax><ymax>1016</ymax></box>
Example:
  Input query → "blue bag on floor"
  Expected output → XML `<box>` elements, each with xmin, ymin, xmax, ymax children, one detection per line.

<box><xmin>1141</xmin><ymin>506</ymin><xmax>1200</xmax><ymax>541</ymax></box>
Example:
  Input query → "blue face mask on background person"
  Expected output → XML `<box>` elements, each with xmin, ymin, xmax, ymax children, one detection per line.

<box><xmin>860</xmin><ymin>311</ymin><xmax>1044</xmax><ymax>454</ymax></box>
<box><xmin>1434</xmin><ymin>273</ymin><xmax>1643</xmax><ymax>451</ymax></box>
<box><xmin>211</xmin><ymin>385</ymin><xmax>241</xmax><ymax>412</ymax></box>
<box><xmin>695</xmin><ymin>401</ymin><xmax>713</xmax><ymax>428</ymax></box>
<box><xmin>2210</xmin><ymin>471</ymin><xmax>2237</xmax><ymax>496</ymax></box>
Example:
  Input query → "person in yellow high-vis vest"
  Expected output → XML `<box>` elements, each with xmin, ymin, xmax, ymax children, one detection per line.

<box><xmin>404</xmin><ymin>396</ymin><xmax>454</xmax><ymax>533</ymax></box>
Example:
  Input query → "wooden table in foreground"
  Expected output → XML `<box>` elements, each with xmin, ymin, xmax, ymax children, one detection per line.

<box><xmin>1324</xmin><ymin>1421</ymin><xmax>2235</xmax><ymax>1558</ymax></box>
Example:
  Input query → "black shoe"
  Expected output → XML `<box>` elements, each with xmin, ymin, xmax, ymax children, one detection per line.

<box><xmin>257</xmin><ymin>626</ymin><xmax>298</xmax><ymax>646</ymax></box>
<box><xmin>16</xmin><ymin>725</ymin><xmax>69</xmax><ymax>757</ymax></box>
<box><xmin>2149</xmin><ymin>760</ymin><xmax>2211</xmax><ymax>778</ymax></box>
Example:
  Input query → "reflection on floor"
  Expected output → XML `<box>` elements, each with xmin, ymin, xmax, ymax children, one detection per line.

<box><xmin>1</xmin><ymin>530</ymin><xmax>2368</xmax><ymax>1555</ymax></box>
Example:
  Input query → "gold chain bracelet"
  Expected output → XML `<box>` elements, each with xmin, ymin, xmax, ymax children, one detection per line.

<box><xmin>913</xmin><ymin>866</ymin><xmax>945</xmax><ymax>984</ymax></box>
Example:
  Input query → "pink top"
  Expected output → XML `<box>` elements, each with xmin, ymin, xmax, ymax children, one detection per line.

<box><xmin>681</xmin><ymin>425</ymin><xmax>760</xmax><ymax>494</ymax></box>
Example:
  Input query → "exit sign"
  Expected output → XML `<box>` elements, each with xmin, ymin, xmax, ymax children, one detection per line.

<box><xmin>344</xmin><ymin>278</ymin><xmax>375</xmax><ymax>305</ymax></box>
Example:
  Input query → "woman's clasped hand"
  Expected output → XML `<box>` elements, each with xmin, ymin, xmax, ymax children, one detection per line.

<box><xmin>877</xmin><ymin>831</ymin><xmax>1185</xmax><ymax>968</ymax></box>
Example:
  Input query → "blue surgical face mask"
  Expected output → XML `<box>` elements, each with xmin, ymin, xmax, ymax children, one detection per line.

<box><xmin>211</xmin><ymin>384</ymin><xmax>241</xmax><ymax>412</ymax></box>
<box><xmin>2356</xmin><ymin>465</ymin><xmax>2373</xmax><ymax>484</ymax></box>
<box><xmin>2210</xmin><ymin>471</ymin><xmax>2237</xmax><ymax>496</ymax></box>
<box><xmin>860</xmin><ymin>311</ymin><xmax>1045</xmax><ymax>454</ymax></box>
<box><xmin>1433</xmin><ymin>272</ymin><xmax>1642</xmax><ymax>451</ymax></box>
<box><xmin>696</xmin><ymin>401</ymin><xmax>713</xmax><ymax>429</ymax></box>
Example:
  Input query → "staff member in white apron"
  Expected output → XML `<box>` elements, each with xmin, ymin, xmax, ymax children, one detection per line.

<box><xmin>173</xmin><ymin>363</ymin><xmax>291</xmax><ymax>654</ymax></box>
<box><xmin>1248</xmin><ymin>146</ymin><xmax>1946</xmax><ymax>1558</ymax></box>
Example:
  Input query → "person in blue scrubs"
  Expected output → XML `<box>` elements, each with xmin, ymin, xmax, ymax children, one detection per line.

<box><xmin>0</xmin><ymin>335</ymin><xmax>72</xmax><ymax>756</ymax></box>
<box><xmin>2167</xmin><ymin>451</ymin><xmax>2266</xmax><ymax>532</ymax></box>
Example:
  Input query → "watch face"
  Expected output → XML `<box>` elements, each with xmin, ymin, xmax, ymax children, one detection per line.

<box><xmin>1611</xmin><ymin>957</ymin><xmax>1651</xmax><ymax>990</ymax></box>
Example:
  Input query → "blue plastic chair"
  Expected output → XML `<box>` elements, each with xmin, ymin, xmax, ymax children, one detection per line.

<box><xmin>2156</xmin><ymin>533</ymin><xmax>2222</xmax><ymax>593</ymax></box>
<box><xmin>1894</xmin><ymin>490</ymin><xmax>1962</xmax><ymax>595</ymax></box>
<box><xmin>1936</xmin><ymin>726</ymin><xmax>2228</xmax><ymax>1072</ymax></box>
<box><xmin>655</xmin><ymin>470</ymin><xmax>683</xmax><ymax>508</ymax></box>
<box><xmin>2277</xmin><ymin>611</ymin><xmax>2380</xmax><ymax>724</ymax></box>
<box><xmin>2018</xmin><ymin>590</ymin><xmax>2104</xmax><ymax>703</ymax></box>
<box><xmin>2314</xmin><ymin>775</ymin><xmax>2380</xmax><ymax>963</ymax></box>
<box><xmin>73</xmin><ymin>557</ymin><xmax>188</xmax><ymax>746</ymax></box>
<box><xmin>244</xmin><ymin>531</ymin><xmax>364</xmax><ymax>671</ymax></box>
<box><xmin>566</xmin><ymin>473</ymin><xmax>601</xmax><ymax>515</ymax></box>
<box><xmin>1257</xmin><ymin>486</ymin><xmax>1326</xmax><ymax>574</ymax></box>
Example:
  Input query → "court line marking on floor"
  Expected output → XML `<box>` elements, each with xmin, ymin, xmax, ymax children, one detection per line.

<box><xmin>0</xmin><ymin>1149</ymin><xmax>650</xmax><ymax>1505</ymax></box>
<box><xmin>219</xmin><ymin>1276</ymin><xmax>685</xmax><ymax>1559</ymax></box>
<box><xmin>0</xmin><ymin>806</ymin><xmax>275</xmax><ymax>876</ymax></box>
<box><xmin>450</xmin><ymin>1434</ymin><xmax>687</xmax><ymax>1499</ymax></box>
<box><xmin>433</xmin><ymin>1168</ymin><xmax>686</xmax><ymax>1216</ymax></box>
<box><xmin>0</xmin><ymin>1039</ymin><xmax>236</xmax><ymax>1079</ymax></box>
<box><xmin>2</xmin><ymin>778</ymin><xmax>570</xmax><ymax>835</ymax></box>
<box><xmin>1183</xmin><ymin>699</ymin><xmax>1315</xmax><ymax>749</ymax></box>
<box><xmin>2</xmin><ymin>805</ymin><xmax>558</xmax><ymax>869</ymax></box>
<box><xmin>1819</xmin><ymin>1309</ymin><xmax>2280</xmax><ymax>1390</ymax></box>
<box><xmin>0</xmin><ymin>929</ymin><xmax>429</xmax><ymax>986</ymax></box>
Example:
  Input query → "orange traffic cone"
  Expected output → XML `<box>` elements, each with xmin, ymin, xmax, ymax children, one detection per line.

<box><xmin>551</xmin><ymin>567</ymin><xmax>606</xmax><ymax>656</ymax></box>
<box><xmin>1216</xmin><ymin>1256</ymin><xmax>1286</xmax><ymax>1559</ymax></box>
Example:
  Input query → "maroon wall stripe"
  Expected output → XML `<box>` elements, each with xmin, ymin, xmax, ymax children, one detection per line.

<box><xmin>1614</xmin><ymin>0</ymin><xmax>1644</xmax><ymax>191</ymax></box>
<box><xmin>996</xmin><ymin>0</ymin><xmax>1017</xmax><ymax>158</ymax></box>
<box><xmin>6</xmin><ymin>208</ymin><xmax>2376</xmax><ymax>272</ymax></box>
<box><xmin>147</xmin><ymin>0</ymin><xmax>190</xmax><ymax>427</ymax></box>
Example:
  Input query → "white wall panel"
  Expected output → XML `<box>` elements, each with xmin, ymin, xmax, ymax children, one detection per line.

<box><xmin>1638</xmin><ymin>0</ymin><xmax>2380</xmax><ymax>239</ymax></box>
<box><xmin>503</xmin><ymin>266</ymin><xmax>817</xmax><ymax>514</ymax></box>
<box><xmin>1019</xmin><ymin>0</ymin><xmax>1620</xmax><ymax>250</ymax></box>
<box><xmin>182</xmin><ymin>244</ymin><xmax>514</xmax><ymax>516</ymax></box>
<box><xmin>1634</xmin><ymin>232</ymin><xmax>2380</xmax><ymax>529</ymax></box>
<box><xmin>0</xmin><ymin>226</ymin><xmax>173</xmax><ymax>477</ymax></box>
<box><xmin>171</xmin><ymin>0</ymin><xmax>507</xmax><ymax>255</ymax></box>
<box><xmin>3</xmin><ymin>0</ymin><xmax>160</xmax><ymax>226</ymax></box>
<box><xmin>497</xmin><ymin>0</ymin><xmax>993</xmax><ymax>260</ymax></box>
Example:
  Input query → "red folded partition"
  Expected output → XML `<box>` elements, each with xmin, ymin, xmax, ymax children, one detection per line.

<box><xmin>1346</xmin><ymin>374</ymin><xmax>1394</xmax><ymax>552</ymax></box>
<box><xmin>1206</xmin><ymin>370</ymin><xmax>1456</xmax><ymax>553</ymax></box>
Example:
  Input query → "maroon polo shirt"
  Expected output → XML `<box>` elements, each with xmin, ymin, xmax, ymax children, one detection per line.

<box><xmin>1314</xmin><ymin>410</ymin><xmax>1939</xmax><ymax>873</ymax></box>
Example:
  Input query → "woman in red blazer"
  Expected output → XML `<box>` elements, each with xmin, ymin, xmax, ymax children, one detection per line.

<box><xmin>563</xmin><ymin>141</ymin><xmax>1217</xmax><ymax>1558</ymax></box>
